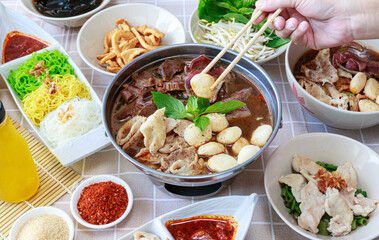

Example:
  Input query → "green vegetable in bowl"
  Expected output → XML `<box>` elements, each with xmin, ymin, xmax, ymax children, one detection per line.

<box><xmin>198</xmin><ymin>0</ymin><xmax>290</xmax><ymax>48</ymax></box>
<box><xmin>152</xmin><ymin>91</ymin><xmax>245</xmax><ymax>131</ymax></box>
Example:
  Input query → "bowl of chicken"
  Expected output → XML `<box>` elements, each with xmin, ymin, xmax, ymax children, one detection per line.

<box><xmin>285</xmin><ymin>40</ymin><xmax>379</xmax><ymax>129</ymax></box>
<box><xmin>103</xmin><ymin>43</ymin><xmax>281</xmax><ymax>191</ymax></box>
<box><xmin>265</xmin><ymin>133</ymin><xmax>379</xmax><ymax>240</ymax></box>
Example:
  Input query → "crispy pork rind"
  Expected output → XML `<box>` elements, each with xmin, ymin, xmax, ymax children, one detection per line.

<box><xmin>97</xmin><ymin>18</ymin><xmax>165</xmax><ymax>73</ymax></box>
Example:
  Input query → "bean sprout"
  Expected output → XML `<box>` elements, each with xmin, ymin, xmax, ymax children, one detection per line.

<box><xmin>195</xmin><ymin>19</ymin><xmax>276</xmax><ymax>61</ymax></box>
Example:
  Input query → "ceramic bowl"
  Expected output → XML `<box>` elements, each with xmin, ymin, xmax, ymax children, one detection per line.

<box><xmin>19</xmin><ymin>0</ymin><xmax>110</xmax><ymax>28</ymax></box>
<box><xmin>70</xmin><ymin>175</ymin><xmax>133</xmax><ymax>229</ymax></box>
<box><xmin>189</xmin><ymin>8</ymin><xmax>289</xmax><ymax>65</ymax></box>
<box><xmin>285</xmin><ymin>40</ymin><xmax>379</xmax><ymax>129</ymax></box>
<box><xmin>77</xmin><ymin>3</ymin><xmax>186</xmax><ymax>77</ymax></box>
<box><xmin>265</xmin><ymin>133</ymin><xmax>379</xmax><ymax>240</ymax></box>
<box><xmin>9</xmin><ymin>206</ymin><xmax>74</xmax><ymax>240</ymax></box>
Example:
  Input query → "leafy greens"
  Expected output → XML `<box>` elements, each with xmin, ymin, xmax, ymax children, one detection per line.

<box><xmin>198</xmin><ymin>0</ymin><xmax>290</xmax><ymax>48</ymax></box>
<box><xmin>152</xmin><ymin>91</ymin><xmax>245</xmax><ymax>131</ymax></box>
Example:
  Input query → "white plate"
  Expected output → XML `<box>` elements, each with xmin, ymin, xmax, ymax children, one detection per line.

<box><xmin>189</xmin><ymin>8</ymin><xmax>289</xmax><ymax>65</ymax></box>
<box><xmin>9</xmin><ymin>206</ymin><xmax>74</xmax><ymax>240</ymax></box>
<box><xmin>265</xmin><ymin>133</ymin><xmax>379</xmax><ymax>240</ymax></box>
<box><xmin>0</xmin><ymin>4</ymin><xmax>110</xmax><ymax>166</ymax></box>
<box><xmin>119</xmin><ymin>193</ymin><xmax>258</xmax><ymax>240</ymax></box>
<box><xmin>77</xmin><ymin>3</ymin><xmax>186</xmax><ymax>77</ymax></box>
<box><xmin>70</xmin><ymin>175</ymin><xmax>133</xmax><ymax>229</ymax></box>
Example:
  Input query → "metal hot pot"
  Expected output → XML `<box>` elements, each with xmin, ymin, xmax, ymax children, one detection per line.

<box><xmin>103</xmin><ymin>43</ymin><xmax>282</xmax><ymax>198</ymax></box>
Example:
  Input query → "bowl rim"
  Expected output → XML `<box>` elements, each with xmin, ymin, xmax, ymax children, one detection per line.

<box><xmin>264</xmin><ymin>132</ymin><xmax>379</xmax><ymax>240</ymax></box>
<box><xmin>70</xmin><ymin>175</ymin><xmax>133</xmax><ymax>229</ymax></box>
<box><xmin>188</xmin><ymin>8</ymin><xmax>290</xmax><ymax>65</ymax></box>
<box><xmin>285</xmin><ymin>41</ymin><xmax>379</xmax><ymax>116</ymax></box>
<box><xmin>102</xmin><ymin>43</ymin><xmax>282</xmax><ymax>181</ymax></box>
<box><xmin>77</xmin><ymin>2</ymin><xmax>186</xmax><ymax>77</ymax></box>
<box><xmin>19</xmin><ymin>0</ymin><xmax>111</xmax><ymax>21</ymax></box>
<box><xmin>9</xmin><ymin>206</ymin><xmax>75</xmax><ymax>240</ymax></box>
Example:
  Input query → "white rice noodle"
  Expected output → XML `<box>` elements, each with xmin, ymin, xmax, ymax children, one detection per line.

<box><xmin>196</xmin><ymin>19</ymin><xmax>275</xmax><ymax>61</ymax></box>
<box><xmin>40</xmin><ymin>97</ymin><xmax>101</xmax><ymax>148</ymax></box>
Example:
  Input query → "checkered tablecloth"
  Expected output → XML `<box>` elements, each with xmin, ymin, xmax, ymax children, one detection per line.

<box><xmin>1</xmin><ymin>0</ymin><xmax>378</xmax><ymax>239</ymax></box>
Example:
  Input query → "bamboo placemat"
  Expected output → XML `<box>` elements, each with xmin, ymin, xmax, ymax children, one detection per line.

<box><xmin>0</xmin><ymin>118</ymin><xmax>83</xmax><ymax>238</ymax></box>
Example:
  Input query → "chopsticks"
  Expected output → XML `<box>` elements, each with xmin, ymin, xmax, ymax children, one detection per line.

<box><xmin>205</xmin><ymin>8</ymin><xmax>283</xmax><ymax>90</ymax></box>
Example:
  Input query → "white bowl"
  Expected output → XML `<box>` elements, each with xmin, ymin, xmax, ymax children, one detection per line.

<box><xmin>265</xmin><ymin>133</ymin><xmax>379</xmax><ymax>240</ymax></box>
<box><xmin>19</xmin><ymin>0</ymin><xmax>110</xmax><ymax>28</ymax></box>
<box><xmin>189</xmin><ymin>8</ymin><xmax>289</xmax><ymax>65</ymax></box>
<box><xmin>285</xmin><ymin>40</ymin><xmax>379</xmax><ymax>129</ymax></box>
<box><xmin>9</xmin><ymin>206</ymin><xmax>74</xmax><ymax>240</ymax></box>
<box><xmin>70</xmin><ymin>175</ymin><xmax>133</xmax><ymax>229</ymax></box>
<box><xmin>77</xmin><ymin>3</ymin><xmax>186</xmax><ymax>77</ymax></box>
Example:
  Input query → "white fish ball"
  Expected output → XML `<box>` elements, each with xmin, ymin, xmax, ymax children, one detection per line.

<box><xmin>237</xmin><ymin>145</ymin><xmax>260</xmax><ymax>164</ymax></box>
<box><xmin>203</xmin><ymin>113</ymin><xmax>228</xmax><ymax>132</ymax></box>
<box><xmin>184</xmin><ymin>123</ymin><xmax>212</xmax><ymax>147</ymax></box>
<box><xmin>198</xmin><ymin>142</ymin><xmax>225</xmax><ymax>157</ymax></box>
<box><xmin>250</xmin><ymin>124</ymin><xmax>272</xmax><ymax>147</ymax></box>
<box><xmin>216</xmin><ymin>126</ymin><xmax>242</xmax><ymax>144</ymax></box>
<box><xmin>207</xmin><ymin>154</ymin><xmax>237</xmax><ymax>172</ymax></box>
<box><xmin>190</xmin><ymin>73</ymin><xmax>216</xmax><ymax>99</ymax></box>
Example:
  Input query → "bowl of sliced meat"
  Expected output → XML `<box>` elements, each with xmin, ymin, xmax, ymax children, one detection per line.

<box><xmin>103</xmin><ymin>43</ymin><xmax>281</xmax><ymax>196</ymax></box>
<box><xmin>265</xmin><ymin>133</ymin><xmax>379</xmax><ymax>240</ymax></box>
<box><xmin>285</xmin><ymin>40</ymin><xmax>379</xmax><ymax>129</ymax></box>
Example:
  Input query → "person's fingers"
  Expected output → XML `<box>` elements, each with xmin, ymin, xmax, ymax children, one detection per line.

<box><xmin>270</xmin><ymin>15</ymin><xmax>286</xmax><ymax>31</ymax></box>
<box><xmin>288</xmin><ymin>21</ymin><xmax>311</xmax><ymax>48</ymax></box>
<box><xmin>275</xmin><ymin>18</ymin><xmax>299</xmax><ymax>39</ymax></box>
<box><xmin>256</xmin><ymin>0</ymin><xmax>301</xmax><ymax>12</ymax></box>
<box><xmin>252</xmin><ymin>10</ymin><xmax>267</xmax><ymax>24</ymax></box>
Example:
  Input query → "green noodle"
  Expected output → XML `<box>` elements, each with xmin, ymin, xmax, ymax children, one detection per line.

<box><xmin>7</xmin><ymin>49</ymin><xmax>76</xmax><ymax>99</ymax></box>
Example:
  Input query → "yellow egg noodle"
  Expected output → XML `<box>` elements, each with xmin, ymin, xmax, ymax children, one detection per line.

<box><xmin>40</xmin><ymin>97</ymin><xmax>101</xmax><ymax>148</ymax></box>
<box><xmin>22</xmin><ymin>74</ymin><xmax>91</xmax><ymax>126</ymax></box>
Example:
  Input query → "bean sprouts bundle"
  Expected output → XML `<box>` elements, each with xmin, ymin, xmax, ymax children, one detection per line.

<box><xmin>22</xmin><ymin>74</ymin><xmax>91</xmax><ymax>126</ymax></box>
<box><xmin>7</xmin><ymin>50</ymin><xmax>76</xmax><ymax>99</ymax></box>
<box><xmin>40</xmin><ymin>97</ymin><xmax>101</xmax><ymax>148</ymax></box>
<box><xmin>196</xmin><ymin>19</ymin><xmax>276</xmax><ymax>61</ymax></box>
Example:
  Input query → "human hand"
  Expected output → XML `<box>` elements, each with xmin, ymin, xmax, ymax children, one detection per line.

<box><xmin>253</xmin><ymin>0</ymin><xmax>356</xmax><ymax>49</ymax></box>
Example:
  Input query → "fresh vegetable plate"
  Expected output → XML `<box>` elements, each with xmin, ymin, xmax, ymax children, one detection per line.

<box><xmin>0</xmin><ymin>4</ymin><xmax>110</xmax><ymax>166</ymax></box>
<box><xmin>119</xmin><ymin>193</ymin><xmax>258</xmax><ymax>240</ymax></box>
<box><xmin>190</xmin><ymin>8</ymin><xmax>289</xmax><ymax>65</ymax></box>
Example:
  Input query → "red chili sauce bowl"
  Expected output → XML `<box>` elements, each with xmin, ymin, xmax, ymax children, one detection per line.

<box><xmin>70</xmin><ymin>175</ymin><xmax>134</xmax><ymax>229</ymax></box>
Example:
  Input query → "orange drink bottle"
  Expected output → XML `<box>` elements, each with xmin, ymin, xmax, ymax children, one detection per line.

<box><xmin>0</xmin><ymin>101</ymin><xmax>39</xmax><ymax>203</ymax></box>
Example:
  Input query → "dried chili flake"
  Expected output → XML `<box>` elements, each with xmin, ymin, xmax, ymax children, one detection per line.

<box><xmin>77</xmin><ymin>181</ymin><xmax>128</xmax><ymax>225</ymax></box>
<box><xmin>314</xmin><ymin>168</ymin><xmax>348</xmax><ymax>193</ymax></box>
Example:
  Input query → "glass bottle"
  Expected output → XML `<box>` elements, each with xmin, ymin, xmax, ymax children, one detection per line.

<box><xmin>0</xmin><ymin>100</ymin><xmax>39</xmax><ymax>203</ymax></box>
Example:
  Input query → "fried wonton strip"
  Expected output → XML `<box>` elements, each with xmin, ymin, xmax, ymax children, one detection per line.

<box><xmin>144</xmin><ymin>27</ymin><xmax>165</xmax><ymax>39</ymax></box>
<box><xmin>116</xmin><ymin>57</ymin><xmax>125</xmax><ymax>67</ymax></box>
<box><xmin>144</xmin><ymin>36</ymin><xmax>154</xmax><ymax>46</ymax></box>
<box><xmin>131</xmin><ymin>27</ymin><xmax>161</xmax><ymax>51</ymax></box>
<box><xmin>102</xmin><ymin>29</ymin><xmax>117</xmax><ymax>54</ymax></box>
<box><xmin>135</xmin><ymin>25</ymin><xmax>147</xmax><ymax>34</ymax></box>
<box><xmin>120</xmin><ymin>37</ymin><xmax>139</xmax><ymax>51</ymax></box>
<box><xmin>115</xmin><ymin>18</ymin><xmax>131</xmax><ymax>31</ymax></box>
<box><xmin>121</xmin><ymin>48</ymin><xmax>148</xmax><ymax>64</ymax></box>
<box><xmin>107</xmin><ymin>66</ymin><xmax>121</xmax><ymax>73</ymax></box>
<box><xmin>112</xmin><ymin>30</ymin><xmax>135</xmax><ymax>57</ymax></box>
<box><xmin>105</xmin><ymin>60</ymin><xmax>119</xmax><ymax>68</ymax></box>
<box><xmin>99</xmin><ymin>52</ymin><xmax>116</xmax><ymax>65</ymax></box>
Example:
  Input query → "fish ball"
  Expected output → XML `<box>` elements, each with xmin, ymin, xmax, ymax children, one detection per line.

<box><xmin>237</xmin><ymin>145</ymin><xmax>260</xmax><ymax>164</ymax></box>
<box><xmin>198</xmin><ymin>142</ymin><xmax>225</xmax><ymax>157</ymax></box>
<box><xmin>190</xmin><ymin>73</ymin><xmax>216</xmax><ymax>99</ymax></box>
<box><xmin>359</xmin><ymin>99</ymin><xmax>379</xmax><ymax>112</ymax></box>
<box><xmin>250</xmin><ymin>124</ymin><xmax>272</xmax><ymax>147</ymax></box>
<box><xmin>232</xmin><ymin>137</ymin><xmax>250</xmax><ymax>155</ymax></box>
<box><xmin>203</xmin><ymin>113</ymin><xmax>228</xmax><ymax>132</ymax></box>
<box><xmin>364</xmin><ymin>78</ymin><xmax>379</xmax><ymax>100</ymax></box>
<box><xmin>216</xmin><ymin>126</ymin><xmax>242</xmax><ymax>144</ymax></box>
<box><xmin>184</xmin><ymin>123</ymin><xmax>212</xmax><ymax>147</ymax></box>
<box><xmin>207</xmin><ymin>154</ymin><xmax>237</xmax><ymax>172</ymax></box>
<box><xmin>350</xmin><ymin>72</ymin><xmax>366</xmax><ymax>94</ymax></box>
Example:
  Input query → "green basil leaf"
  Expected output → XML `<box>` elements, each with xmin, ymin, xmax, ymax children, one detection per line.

<box><xmin>266</xmin><ymin>38</ymin><xmax>291</xmax><ymax>48</ymax></box>
<box><xmin>194</xmin><ymin>116</ymin><xmax>210</xmax><ymax>131</ymax></box>
<box><xmin>222</xmin><ymin>13</ymin><xmax>249</xmax><ymax>24</ymax></box>
<box><xmin>238</xmin><ymin>7</ymin><xmax>254</xmax><ymax>14</ymax></box>
<box><xmin>197</xmin><ymin>97</ymin><xmax>210</xmax><ymax>113</ymax></box>
<box><xmin>186</xmin><ymin>95</ymin><xmax>197</xmax><ymax>112</ymax></box>
<box><xmin>152</xmin><ymin>91</ymin><xmax>187</xmax><ymax>119</ymax></box>
<box><xmin>202</xmin><ymin>100</ymin><xmax>246</xmax><ymax>114</ymax></box>
<box><xmin>215</xmin><ymin>2</ymin><xmax>238</xmax><ymax>12</ymax></box>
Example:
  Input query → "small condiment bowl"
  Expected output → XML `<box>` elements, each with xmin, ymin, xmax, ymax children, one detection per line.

<box><xmin>70</xmin><ymin>175</ymin><xmax>133</xmax><ymax>229</ymax></box>
<box><xmin>19</xmin><ymin>0</ymin><xmax>111</xmax><ymax>28</ymax></box>
<box><xmin>9</xmin><ymin>206</ymin><xmax>74</xmax><ymax>240</ymax></box>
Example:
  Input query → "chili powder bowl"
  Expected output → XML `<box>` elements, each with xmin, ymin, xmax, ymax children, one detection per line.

<box><xmin>70</xmin><ymin>175</ymin><xmax>133</xmax><ymax>229</ymax></box>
